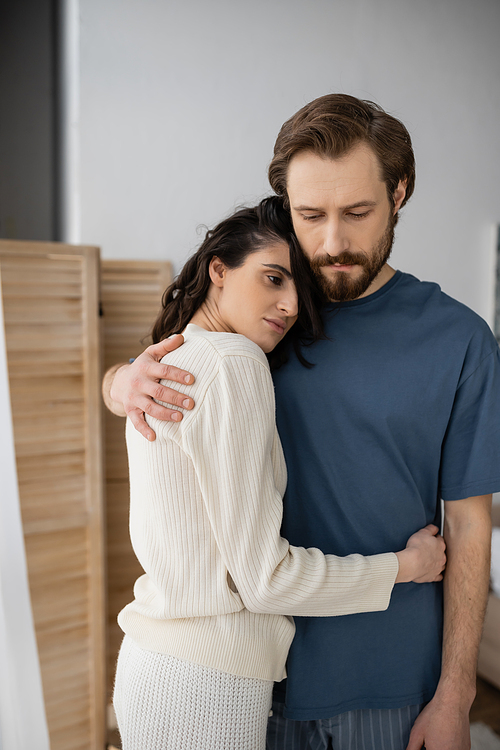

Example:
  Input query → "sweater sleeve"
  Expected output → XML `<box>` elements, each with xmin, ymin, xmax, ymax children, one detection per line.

<box><xmin>182</xmin><ymin>352</ymin><xmax>399</xmax><ymax>617</ymax></box>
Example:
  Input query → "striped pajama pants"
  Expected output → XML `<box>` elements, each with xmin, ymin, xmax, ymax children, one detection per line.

<box><xmin>266</xmin><ymin>699</ymin><xmax>426</xmax><ymax>750</ymax></box>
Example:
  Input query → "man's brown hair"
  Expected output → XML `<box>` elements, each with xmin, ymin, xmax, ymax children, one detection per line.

<box><xmin>268</xmin><ymin>94</ymin><xmax>416</xmax><ymax>219</ymax></box>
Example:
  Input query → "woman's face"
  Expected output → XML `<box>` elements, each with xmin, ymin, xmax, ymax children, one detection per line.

<box><xmin>213</xmin><ymin>241</ymin><xmax>299</xmax><ymax>353</ymax></box>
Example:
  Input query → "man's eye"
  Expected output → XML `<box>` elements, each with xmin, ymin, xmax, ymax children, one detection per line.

<box><xmin>302</xmin><ymin>214</ymin><xmax>321</xmax><ymax>221</ymax></box>
<box><xmin>347</xmin><ymin>211</ymin><xmax>370</xmax><ymax>219</ymax></box>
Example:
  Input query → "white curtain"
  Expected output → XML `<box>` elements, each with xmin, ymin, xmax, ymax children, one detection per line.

<box><xmin>0</xmin><ymin>275</ymin><xmax>50</xmax><ymax>749</ymax></box>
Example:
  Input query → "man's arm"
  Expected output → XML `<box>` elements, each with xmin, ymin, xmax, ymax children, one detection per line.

<box><xmin>102</xmin><ymin>362</ymin><xmax>129</xmax><ymax>417</ymax></box>
<box><xmin>407</xmin><ymin>493</ymin><xmax>492</xmax><ymax>750</ymax></box>
<box><xmin>101</xmin><ymin>335</ymin><xmax>195</xmax><ymax>441</ymax></box>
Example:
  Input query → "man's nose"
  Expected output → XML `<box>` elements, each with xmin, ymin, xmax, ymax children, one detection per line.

<box><xmin>323</xmin><ymin>220</ymin><xmax>348</xmax><ymax>256</ymax></box>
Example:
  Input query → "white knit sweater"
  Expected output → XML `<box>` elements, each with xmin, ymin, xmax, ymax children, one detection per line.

<box><xmin>118</xmin><ymin>324</ymin><xmax>399</xmax><ymax>681</ymax></box>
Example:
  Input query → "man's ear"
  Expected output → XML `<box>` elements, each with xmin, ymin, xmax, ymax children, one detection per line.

<box><xmin>393</xmin><ymin>179</ymin><xmax>407</xmax><ymax>214</ymax></box>
<box><xmin>208</xmin><ymin>256</ymin><xmax>226</xmax><ymax>288</ymax></box>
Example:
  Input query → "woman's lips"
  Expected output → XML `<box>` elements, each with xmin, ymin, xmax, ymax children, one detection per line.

<box><xmin>265</xmin><ymin>318</ymin><xmax>286</xmax><ymax>334</ymax></box>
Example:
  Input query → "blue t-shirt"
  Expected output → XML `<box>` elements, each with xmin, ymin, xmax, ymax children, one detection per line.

<box><xmin>272</xmin><ymin>270</ymin><xmax>500</xmax><ymax>720</ymax></box>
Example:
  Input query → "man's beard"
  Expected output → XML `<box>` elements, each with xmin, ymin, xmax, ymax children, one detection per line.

<box><xmin>308</xmin><ymin>216</ymin><xmax>396</xmax><ymax>302</ymax></box>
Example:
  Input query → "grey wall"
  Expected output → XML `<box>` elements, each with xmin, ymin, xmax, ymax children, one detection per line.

<box><xmin>2</xmin><ymin>0</ymin><xmax>499</xmax><ymax>322</ymax></box>
<box><xmin>73</xmin><ymin>0</ymin><xmax>500</xmax><ymax>323</ymax></box>
<box><xmin>0</xmin><ymin>0</ymin><xmax>56</xmax><ymax>241</ymax></box>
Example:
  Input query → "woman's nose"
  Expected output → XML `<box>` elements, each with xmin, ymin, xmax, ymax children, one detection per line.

<box><xmin>278</xmin><ymin>288</ymin><xmax>299</xmax><ymax>318</ymax></box>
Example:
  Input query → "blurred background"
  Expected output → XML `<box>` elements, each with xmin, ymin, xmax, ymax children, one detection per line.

<box><xmin>1</xmin><ymin>0</ymin><xmax>500</xmax><ymax>320</ymax></box>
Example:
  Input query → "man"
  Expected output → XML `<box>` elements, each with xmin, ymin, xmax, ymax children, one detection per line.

<box><xmin>103</xmin><ymin>94</ymin><xmax>500</xmax><ymax>750</ymax></box>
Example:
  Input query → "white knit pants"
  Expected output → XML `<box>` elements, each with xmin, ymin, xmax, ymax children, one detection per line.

<box><xmin>114</xmin><ymin>636</ymin><xmax>274</xmax><ymax>750</ymax></box>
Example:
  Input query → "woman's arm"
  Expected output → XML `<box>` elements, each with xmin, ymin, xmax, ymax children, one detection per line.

<box><xmin>182</xmin><ymin>352</ymin><xmax>445</xmax><ymax>618</ymax></box>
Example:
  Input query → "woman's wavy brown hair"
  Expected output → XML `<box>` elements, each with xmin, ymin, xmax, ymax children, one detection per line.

<box><xmin>151</xmin><ymin>196</ymin><xmax>324</xmax><ymax>369</ymax></box>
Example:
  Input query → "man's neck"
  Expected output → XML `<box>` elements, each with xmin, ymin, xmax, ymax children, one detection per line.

<box><xmin>356</xmin><ymin>263</ymin><xmax>396</xmax><ymax>300</ymax></box>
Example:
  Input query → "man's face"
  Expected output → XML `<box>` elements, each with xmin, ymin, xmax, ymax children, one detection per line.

<box><xmin>286</xmin><ymin>143</ymin><xmax>406</xmax><ymax>301</ymax></box>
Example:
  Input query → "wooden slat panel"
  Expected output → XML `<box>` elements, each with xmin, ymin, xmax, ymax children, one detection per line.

<box><xmin>4</xmin><ymin>327</ymin><xmax>84</xmax><ymax>351</ymax></box>
<box><xmin>101</xmin><ymin>259</ymin><xmax>172</xmax><ymax>703</ymax></box>
<box><xmin>0</xmin><ymin>239</ymin><xmax>106</xmax><ymax>750</ymax></box>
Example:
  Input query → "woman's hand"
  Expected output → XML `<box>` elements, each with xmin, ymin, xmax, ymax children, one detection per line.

<box><xmin>102</xmin><ymin>335</ymin><xmax>196</xmax><ymax>441</ymax></box>
<box><xmin>395</xmin><ymin>524</ymin><xmax>446</xmax><ymax>583</ymax></box>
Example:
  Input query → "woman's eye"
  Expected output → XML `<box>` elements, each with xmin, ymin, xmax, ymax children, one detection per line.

<box><xmin>268</xmin><ymin>275</ymin><xmax>282</xmax><ymax>286</ymax></box>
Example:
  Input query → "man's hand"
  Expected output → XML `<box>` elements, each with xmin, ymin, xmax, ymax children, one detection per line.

<box><xmin>102</xmin><ymin>335</ymin><xmax>195</xmax><ymax>441</ymax></box>
<box><xmin>406</xmin><ymin>694</ymin><xmax>470</xmax><ymax>750</ymax></box>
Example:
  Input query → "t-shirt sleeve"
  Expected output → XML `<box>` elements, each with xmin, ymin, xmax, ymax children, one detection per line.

<box><xmin>182</xmin><ymin>353</ymin><xmax>398</xmax><ymax>617</ymax></box>
<box><xmin>439</xmin><ymin>342</ymin><xmax>500</xmax><ymax>501</ymax></box>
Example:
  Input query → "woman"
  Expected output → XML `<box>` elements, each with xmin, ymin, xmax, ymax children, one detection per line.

<box><xmin>112</xmin><ymin>197</ymin><xmax>445</xmax><ymax>750</ymax></box>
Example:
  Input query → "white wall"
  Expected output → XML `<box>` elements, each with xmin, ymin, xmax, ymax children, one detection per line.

<box><xmin>75</xmin><ymin>0</ymin><xmax>500</xmax><ymax>322</ymax></box>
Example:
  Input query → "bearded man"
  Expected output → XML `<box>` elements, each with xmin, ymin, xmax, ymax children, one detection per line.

<box><xmin>103</xmin><ymin>95</ymin><xmax>500</xmax><ymax>750</ymax></box>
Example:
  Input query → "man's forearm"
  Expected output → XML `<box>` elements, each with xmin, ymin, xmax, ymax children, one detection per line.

<box><xmin>437</xmin><ymin>495</ymin><xmax>492</xmax><ymax>706</ymax></box>
<box><xmin>102</xmin><ymin>363</ymin><xmax>129</xmax><ymax>417</ymax></box>
<box><xmin>406</xmin><ymin>495</ymin><xmax>492</xmax><ymax>749</ymax></box>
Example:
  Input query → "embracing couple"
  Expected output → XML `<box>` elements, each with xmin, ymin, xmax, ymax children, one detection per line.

<box><xmin>103</xmin><ymin>94</ymin><xmax>500</xmax><ymax>750</ymax></box>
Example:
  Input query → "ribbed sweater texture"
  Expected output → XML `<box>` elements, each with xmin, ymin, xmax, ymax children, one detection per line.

<box><xmin>118</xmin><ymin>324</ymin><xmax>399</xmax><ymax>681</ymax></box>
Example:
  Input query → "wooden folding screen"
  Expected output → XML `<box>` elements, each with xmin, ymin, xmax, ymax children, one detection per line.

<box><xmin>100</xmin><ymin>260</ymin><xmax>172</xmax><ymax>703</ymax></box>
<box><xmin>0</xmin><ymin>240</ymin><xmax>106</xmax><ymax>750</ymax></box>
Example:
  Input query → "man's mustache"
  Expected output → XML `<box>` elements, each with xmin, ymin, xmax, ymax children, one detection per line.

<box><xmin>311</xmin><ymin>251</ymin><xmax>368</xmax><ymax>268</ymax></box>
